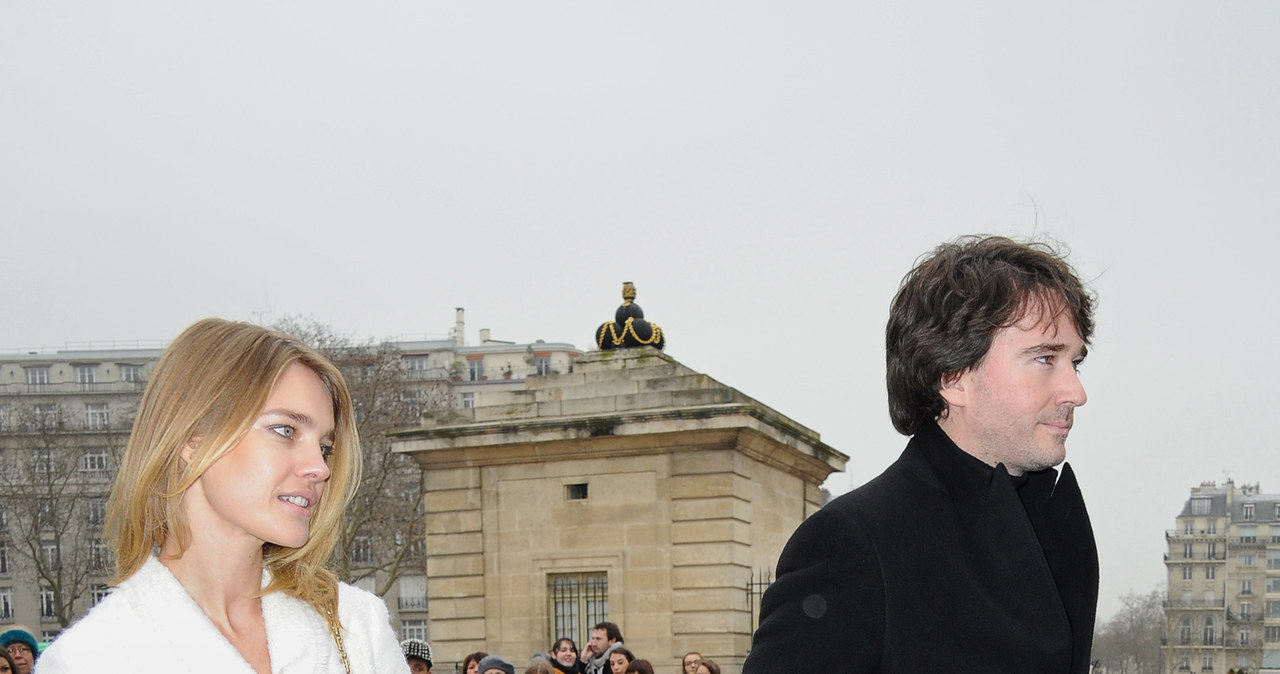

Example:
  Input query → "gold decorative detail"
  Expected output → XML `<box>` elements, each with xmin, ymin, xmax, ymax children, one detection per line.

<box><xmin>326</xmin><ymin>607</ymin><xmax>352</xmax><ymax>674</ymax></box>
<box><xmin>621</xmin><ymin>281</ymin><xmax>636</xmax><ymax>306</ymax></box>
<box><xmin>596</xmin><ymin>317</ymin><xmax>664</xmax><ymax>349</ymax></box>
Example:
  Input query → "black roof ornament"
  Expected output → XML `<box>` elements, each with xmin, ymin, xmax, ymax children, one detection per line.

<box><xmin>595</xmin><ymin>282</ymin><xmax>665</xmax><ymax>351</ymax></box>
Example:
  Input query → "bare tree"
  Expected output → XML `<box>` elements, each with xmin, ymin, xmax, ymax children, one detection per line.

<box><xmin>272</xmin><ymin>316</ymin><xmax>450</xmax><ymax>595</ymax></box>
<box><xmin>1092</xmin><ymin>587</ymin><xmax>1166</xmax><ymax>674</ymax></box>
<box><xmin>0</xmin><ymin>403</ymin><xmax>126</xmax><ymax>627</ymax></box>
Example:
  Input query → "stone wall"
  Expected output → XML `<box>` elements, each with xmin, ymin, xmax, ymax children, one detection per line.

<box><xmin>396</xmin><ymin>349</ymin><xmax>846</xmax><ymax>673</ymax></box>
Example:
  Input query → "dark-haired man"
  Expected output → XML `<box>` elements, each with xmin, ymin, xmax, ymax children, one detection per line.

<box><xmin>581</xmin><ymin>622</ymin><xmax>624</xmax><ymax>674</ymax></box>
<box><xmin>743</xmin><ymin>236</ymin><xmax>1099</xmax><ymax>673</ymax></box>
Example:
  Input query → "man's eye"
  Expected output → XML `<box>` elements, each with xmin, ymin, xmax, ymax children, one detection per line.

<box><xmin>269</xmin><ymin>425</ymin><xmax>295</xmax><ymax>439</ymax></box>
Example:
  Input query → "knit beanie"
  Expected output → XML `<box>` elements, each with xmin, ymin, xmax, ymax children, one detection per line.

<box><xmin>478</xmin><ymin>655</ymin><xmax>516</xmax><ymax>674</ymax></box>
<box><xmin>0</xmin><ymin>629</ymin><xmax>37</xmax><ymax>659</ymax></box>
<box><xmin>401</xmin><ymin>639</ymin><xmax>432</xmax><ymax>667</ymax></box>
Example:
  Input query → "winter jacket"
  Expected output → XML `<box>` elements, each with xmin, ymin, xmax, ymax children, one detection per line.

<box><xmin>742</xmin><ymin>422</ymin><xmax>1098</xmax><ymax>673</ymax></box>
<box><xmin>37</xmin><ymin>555</ymin><xmax>408</xmax><ymax>674</ymax></box>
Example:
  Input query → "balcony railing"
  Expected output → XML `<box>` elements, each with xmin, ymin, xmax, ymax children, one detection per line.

<box><xmin>403</xmin><ymin>368</ymin><xmax>449</xmax><ymax>382</ymax></box>
<box><xmin>1165</xmin><ymin>599</ymin><xmax>1226</xmax><ymax>609</ymax></box>
<box><xmin>398</xmin><ymin>596</ymin><xmax>428</xmax><ymax>611</ymax></box>
<box><xmin>1</xmin><ymin>380</ymin><xmax>148</xmax><ymax>396</ymax></box>
<box><xmin>1167</xmin><ymin>529</ymin><xmax>1222</xmax><ymax>539</ymax></box>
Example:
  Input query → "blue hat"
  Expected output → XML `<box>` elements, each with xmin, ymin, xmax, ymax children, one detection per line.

<box><xmin>0</xmin><ymin>629</ymin><xmax>37</xmax><ymax>659</ymax></box>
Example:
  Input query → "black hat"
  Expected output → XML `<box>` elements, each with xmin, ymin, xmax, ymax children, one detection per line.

<box><xmin>477</xmin><ymin>655</ymin><xmax>516</xmax><ymax>674</ymax></box>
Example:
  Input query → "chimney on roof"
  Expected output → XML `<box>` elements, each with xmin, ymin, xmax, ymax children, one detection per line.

<box><xmin>455</xmin><ymin>308</ymin><xmax>466</xmax><ymax>347</ymax></box>
<box><xmin>480</xmin><ymin>329</ymin><xmax>491</xmax><ymax>343</ymax></box>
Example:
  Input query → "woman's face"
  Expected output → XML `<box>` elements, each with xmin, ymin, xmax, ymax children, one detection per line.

<box><xmin>6</xmin><ymin>644</ymin><xmax>32</xmax><ymax>674</ymax></box>
<box><xmin>554</xmin><ymin>641</ymin><xmax>577</xmax><ymax>667</ymax></box>
<box><xmin>609</xmin><ymin>652</ymin><xmax>629</xmax><ymax>674</ymax></box>
<box><xmin>466</xmin><ymin>661</ymin><xmax>479</xmax><ymax>674</ymax></box>
<box><xmin>184</xmin><ymin>363</ymin><xmax>334</xmax><ymax>550</ymax></box>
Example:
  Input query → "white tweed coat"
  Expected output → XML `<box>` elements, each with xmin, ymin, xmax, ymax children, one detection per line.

<box><xmin>36</xmin><ymin>556</ymin><xmax>409</xmax><ymax>674</ymax></box>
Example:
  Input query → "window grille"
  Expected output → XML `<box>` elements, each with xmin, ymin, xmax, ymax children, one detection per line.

<box><xmin>548</xmin><ymin>572</ymin><xmax>608</xmax><ymax>648</ymax></box>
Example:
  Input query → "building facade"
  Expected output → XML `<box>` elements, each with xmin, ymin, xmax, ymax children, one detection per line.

<box><xmin>393</xmin><ymin>347</ymin><xmax>847</xmax><ymax>674</ymax></box>
<box><xmin>0</xmin><ymin>312</ymin><xmax>580</xmax><ymax>642</ymax></box>
<box><xmin>1163</xmin><ymin>480</ymin><xmax>1280</xmax><ymax>673</ymax></box>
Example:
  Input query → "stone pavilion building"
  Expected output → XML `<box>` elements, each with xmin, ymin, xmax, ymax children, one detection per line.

<box><xmin>392</xmin><ymin>287</ymin><xmax>847</xmax><ymax>673</ymax></box>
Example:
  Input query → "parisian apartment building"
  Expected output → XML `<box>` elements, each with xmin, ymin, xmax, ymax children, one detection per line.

<box><xmin>0</xmin><ymin>310</ymin><xmax>580</xmax><ymax>643</ymax></box>
<box><xmin>1163</xmin><ymin>480</ymin><xmax>1280</xmax><ymax>673</ymax></box>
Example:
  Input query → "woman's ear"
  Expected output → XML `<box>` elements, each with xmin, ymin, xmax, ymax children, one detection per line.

<box><xmin>179</xmin><ymin>436</ymin><xmax>200</xmax><ymax>464</ymax></box>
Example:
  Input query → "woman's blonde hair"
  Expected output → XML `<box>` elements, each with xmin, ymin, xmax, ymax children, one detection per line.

<box><xmin>107</xmin><ymin>317</ymin><xmax>362</xmax><ymax>623</ymax></box>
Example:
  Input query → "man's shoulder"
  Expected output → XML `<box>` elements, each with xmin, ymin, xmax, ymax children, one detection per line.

<box><xmin>823</xmin><ymin>445</ymin><xmax>937</xmax><ymax>512</ymax></box>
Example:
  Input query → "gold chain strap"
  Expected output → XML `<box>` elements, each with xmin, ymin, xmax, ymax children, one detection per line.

<box><xmin>325</xmin><ymin>607</ymin><xmax>352</xmax><ymax>674</ymax></box>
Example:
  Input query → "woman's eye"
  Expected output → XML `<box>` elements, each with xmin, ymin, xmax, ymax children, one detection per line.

<box><xmin>320</xmin><ymin>444</ymin><xmax>334</xmax><ymax>462</ymax></box>
<box><xmin>269</xmin><ymin>425</ymin><xmax>295</xmax><ymax>439</ymax></box>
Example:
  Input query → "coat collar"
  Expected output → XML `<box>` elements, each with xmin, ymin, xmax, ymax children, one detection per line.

<box><xmin>129</xmin><ymin>556</ymin><xmax>336</xmax><ymax>673</ymax></box>
<box><xmin>908</xmin><ymin>422</ymin><xmax>1065</xmax><ymax>508</ymax></box>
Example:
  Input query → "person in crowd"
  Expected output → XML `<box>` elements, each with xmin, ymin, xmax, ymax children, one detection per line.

<box><xmin>680</xmin><ymin>652</ymin><xmax>700</xmax><ymax>674</ymax></box>
<box><xmin>462</xmin><ymin>652</ymin><xmax>490</xmax><ymax>674</ymax></box>
<box><xmin>0</xmin><ymin>647</ymin><xmax>16</xmax><ymax>674</ymax></box>
<box><xmin>580</xmin><ymin>622</ymin><xmax>623</xmax><ymax>674</ymax></box>
<box><xmin>692</xmin><ymin>660</ymin><xmax>719</xmax><ymax>674</ymax></box>
<box><xmin>401</xmin><ymin>638</ymin><xmax>432</xmax><ymax>673</ymax></box>
<box><xmin>35</xmin><ymin>318</ymin><xmax>408</xmax><ymax>673</ymax></box>
<box><xmin>742</xmin><ymin>236</ymin><xmax>1100</xmax><ymax>672</ymax></box>
<box><xmin>524</xmin><ymin>658</ymin><xmax>554</xmax><ymax>674</ymax></box>
<box><xmin>0</xmin><ymin>630</ymin><xmax>36</xmax><ymax>674</ymax></box>
<box><xmin>478</xmin><ymin>655</ymin><xmax>516</xmax><ymax>674</ymax></box>
<box><xmin>549</xmin><ymin>638</ymin><xmax>582</xmax><ymax>674</ymax></box>
<box><xmin>622</xmin><ymin>659</ymin><xmax>652</xmax><ymax>674</ymax></box>
<box><xmin>606</xmin><ymin>647</ymin><xmax>633</xmax><ymax>674</ymax></box>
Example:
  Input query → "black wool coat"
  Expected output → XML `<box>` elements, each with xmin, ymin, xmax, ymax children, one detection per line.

<box><xmin>742</xmin><ymin>423</ymin><xmax>1098</xmax><ymax>673</ymax></box>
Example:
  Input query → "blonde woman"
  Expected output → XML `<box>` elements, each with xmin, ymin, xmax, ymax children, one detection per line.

<box><xmin>38</xmin><ymin>319</ymin><xmax>407</xmax><ymax>674</ymax></box>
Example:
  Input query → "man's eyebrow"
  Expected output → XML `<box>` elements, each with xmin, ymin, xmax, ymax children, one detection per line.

<box><xmin>1023</xmin><ymin>343</ymin><xmax>1089</xmax><ymax>359</ymax></box>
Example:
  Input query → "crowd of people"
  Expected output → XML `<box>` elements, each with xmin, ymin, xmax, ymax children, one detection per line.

<box><xmin>400</xmin><ymin>622</ymin><xmax>721</xmax><ymax>674</ymax></box>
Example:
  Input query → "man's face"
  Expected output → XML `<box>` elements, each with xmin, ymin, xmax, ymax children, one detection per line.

<box><xmin>939</xmin><ymin>310</ymin><xmax>1087</xmax><ymax>475</ymax></box>
<box><xmin>6</xmin><ymin>644</ymin><xmax>32</xmax><ymax>674</ymax></box>
<box><xmin>407</xmin><ymin>657</ymin><xmax>431</xmax><ymax>674</ymax></box>
<box><xmin>588</xmin><ymin>628</ymin><xmax>609</xmax><ymax>655</ymax></box>
<box><xmin>682</xmin><ymin>654</ymin><xmax>701</xmax><ymax>674</ymax></box>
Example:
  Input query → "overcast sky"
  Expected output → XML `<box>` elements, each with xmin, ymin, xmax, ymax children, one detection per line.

<box><xmin>3</xmin><ymin>2</ymin><xmax>1278</xmax><ymax>623</ymax></box>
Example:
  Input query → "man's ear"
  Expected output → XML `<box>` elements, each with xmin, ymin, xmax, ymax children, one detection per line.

<box><xmin>938</xmin><ymin>371</ymin><xmax>968</xmax><ymax>408</ymax></box>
